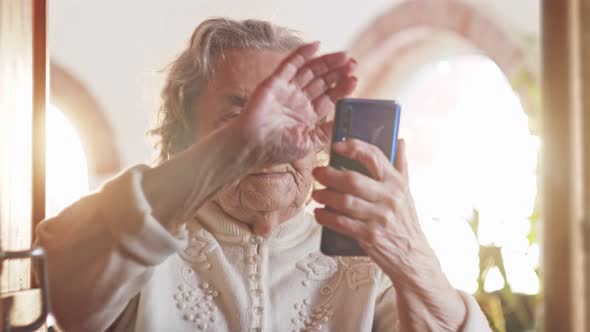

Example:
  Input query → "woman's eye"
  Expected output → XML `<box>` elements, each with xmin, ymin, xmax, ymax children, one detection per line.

<box><xmin>219</xmin><ymin>108</ymin><xmax>242</xmax><ymax>123</ymax></box>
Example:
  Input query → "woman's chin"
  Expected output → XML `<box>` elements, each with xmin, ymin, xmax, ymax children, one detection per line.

<box><xmin>237</xmin><ymin>175</ymin><xmax>297</xmax><ymax>211</ymax></box>
<box><xmin>240</xmin><ymin>187</ymin><xmax>295</xmax><ymax>212</ymax></box>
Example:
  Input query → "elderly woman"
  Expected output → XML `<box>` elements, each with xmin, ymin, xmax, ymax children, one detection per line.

<box><xmin>37</xmin><ymin>18</ymin><xmax>489</xmax><ymax>331</ymax></box>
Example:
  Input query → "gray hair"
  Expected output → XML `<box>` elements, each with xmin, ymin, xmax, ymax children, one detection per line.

<box><xmin>149</xmin><ymin>18</ymin><xmax>305</xmax><ymax>163</ymax></box>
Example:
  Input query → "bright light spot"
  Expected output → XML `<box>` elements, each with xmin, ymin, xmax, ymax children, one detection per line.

<box><xmin>484</xmin><ymin>267</ymin><xmax>505</xmax><ymax>293</ymax></box>
<box><xmin>421</xmin><ymin>217</ymin><xmax>479</xmax><ymax>293</ymax></box>
<box><xmin>527</xmin><ymin>244</ymin><xmax>541</xmax><ymax>269</ymax></box>
<box><xmin>397</xmin><ymin>55</ymin><xmax>539</xmax><ymax>294</ymax></box>
<box><xmin>46</xmin><ymin>105</ymin><xmax>89</xmax><ymax>217</ymax></box>
<box><xmin>503</xmin><ymin>245</ymin><xmax>540</xmax><ymax>294</ymax></box>
<box><xmin>437</xmin><ymin>61</ymin><xmax>451</xmax><ymax>75</ymax></box>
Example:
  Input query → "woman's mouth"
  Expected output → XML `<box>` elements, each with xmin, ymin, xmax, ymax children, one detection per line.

<box><xmin>248</xmin><ymin>172</ymin><xmax>288</xmax><ymax>179</ymax></box>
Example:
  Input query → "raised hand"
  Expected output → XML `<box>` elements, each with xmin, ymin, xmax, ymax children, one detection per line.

<box><xmin>312</xmin><ymin>139</ymin><xmax>467</xmax><ymax>331</ymax></box>
<box><xmin>241</xmin><ymin>42</ymin><xmax>357</xmax><ymax>165</ymax></box>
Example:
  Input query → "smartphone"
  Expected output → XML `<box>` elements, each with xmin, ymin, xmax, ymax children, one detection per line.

<box><xmin>320</xmin><ymin>98</ymin><xmax>401</xmax><ymax>256</ymax></box>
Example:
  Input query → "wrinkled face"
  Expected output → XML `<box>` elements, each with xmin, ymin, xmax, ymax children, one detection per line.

<box><xmin>193</xmin><ymin>49</ymin><xmax>316</xmax><ymax>215</ymax></box>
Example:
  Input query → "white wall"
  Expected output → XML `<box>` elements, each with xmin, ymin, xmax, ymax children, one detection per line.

<box><xmin>48</xmin><ymin>0</ymin><xmax>539</xmax><ymax>177</ymax></box>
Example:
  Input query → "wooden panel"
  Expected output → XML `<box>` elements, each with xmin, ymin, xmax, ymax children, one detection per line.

<box><xmin>579</xmin><ymin>0</ymin><xmax>590</xmax><ymax>328</ymax></box>
<box><xmin>32</xmin><ymin>0</ymin><xmax>46</xmax><ymax>236</ymax></box>
<box><xmin>542</xmin><ymin>0</ymin><xmax>588</xmax><ymax>331</ymax></box>
<box><xmin>0</xmin><ymin>0</ymin><xmax>33</xmax><ymax>292</ymax></box>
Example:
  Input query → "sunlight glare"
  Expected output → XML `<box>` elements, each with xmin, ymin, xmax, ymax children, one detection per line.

<box><xmin>46</xmin><ymin>105</ymin><xmax>89</xmax><ymax>217</ymax></box>
<box><xmin>483</xmin><ymin>267</ymin><xmax>505</xmax><ymax>293</ymax></box>
<box><xmin>398</xmin><ymin>55</ymin><xmax>539</xmax><ymax>295</ymax></box>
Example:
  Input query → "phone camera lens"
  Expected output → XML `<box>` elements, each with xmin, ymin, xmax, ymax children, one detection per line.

<box><xmin>344</xmin><ymin>108</ymin><xmax>352</xmax><ymax>119</ymax></box>
<box><xmin>343</xmin><ymin>107</ymin><xmax>352</xmax><ymax>135</ymax></box>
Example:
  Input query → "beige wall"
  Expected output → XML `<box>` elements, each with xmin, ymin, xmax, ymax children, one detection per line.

<box><xmin>48</xmin><ymin>0</ymin><xmax>540</xmax><ymax>186</ymax></box>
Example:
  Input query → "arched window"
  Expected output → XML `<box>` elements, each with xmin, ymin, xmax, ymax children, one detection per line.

<box><xmin>396</xmin><ymin>55</ymin><xmax>539</xmax><ymax>294</ymax></box>
<box><xmin>50</xmin><ymin>63</ymin><xmax>121</xmax><ymax>187</ymax></box>
<box><xmin>348</xmin><ymin>2</ymin><xmax>541</xmax><ymax>328</ymax></box>
<box><xmin>45</xmin><ymin>63</ymin><xmax>122</xmax><ymax>215</ymax></box>
<box><xmin>45</xmin><ymin>104</ymin><xmax>90</xmax><ymax>217</ymax></box>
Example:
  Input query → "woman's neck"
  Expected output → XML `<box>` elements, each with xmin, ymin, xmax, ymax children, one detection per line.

<box><xmin>212</xmin><ymin>199</ymin><xmax>302</xmax><ymax>236</ymax></box>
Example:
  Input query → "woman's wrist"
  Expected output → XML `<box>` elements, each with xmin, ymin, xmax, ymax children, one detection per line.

<box><xmin>236</xmin><ymin>112</ymin><xmax>276</xmax><ymax>164</ymax></box>
<box><xmin>389</xmin><ymin>260</ymin><xmax>467</xmax><ymax>331</ymax></box>
<box><xmin>141</xmin><ymin>119</ymin><xmax>265</xmax><ymax>226</ymax></box>
<box><xmin>382</xmin><ymin>240</ymin><xmax>466</xmax><ymax>330</ymax></box>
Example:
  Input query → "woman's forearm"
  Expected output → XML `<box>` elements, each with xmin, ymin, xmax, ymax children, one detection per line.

<box><xmin>141</xmin><ymin>121</ymin><xmax>265</xmax><ymax>227</ymax></box>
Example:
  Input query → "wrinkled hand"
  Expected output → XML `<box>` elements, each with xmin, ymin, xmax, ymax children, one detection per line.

<box><xmin>312</xmin><ymin>139</ymin><xmax>467</xmax><ymax>331</ymax></box>
<box><xmin>312</xmin><ymin>139</ymin><xmax>429</xmax><ymax>278</ymax></box>
<box><xmin>241</xmin><ymin>42</ymin><xmax>357</xmax><ymax>165</ymax></box>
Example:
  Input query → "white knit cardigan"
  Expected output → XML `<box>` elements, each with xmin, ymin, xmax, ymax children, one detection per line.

<box><xmin>36</xmin><ymin>166</ymin><xmax>490</xmax><ymax>332</ymax></box>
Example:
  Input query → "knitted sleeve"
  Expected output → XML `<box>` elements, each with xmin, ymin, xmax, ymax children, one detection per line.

<box><xmin>35</xmin><ymin>165</ymin><xmax>185</xmax><ymax>332</ymax></box>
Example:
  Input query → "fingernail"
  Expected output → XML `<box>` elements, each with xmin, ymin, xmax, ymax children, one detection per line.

<box><xmin>351</xmin><ymin>58</ymin><xmax>357</xmax><ymax>65</ymax></box>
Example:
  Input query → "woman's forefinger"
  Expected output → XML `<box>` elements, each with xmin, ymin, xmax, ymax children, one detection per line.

<box><xmin>274</xmin><ymin>41</ymin><xmax>320</xmax><ymax>81</ymax></box>
<box><xmin>312</xmin><ymin>76</ymin><xmax>357</xmax><ymax>120</ymax></box>
<box><xmin>312</xmin><ymin>165</ymin><xmax>385</xmax><ymax>202</ymax></box>
<box><xmin>331</xmin><ymin>139</ymin><xmax>406</xmax><ymax>188</ymax></box>
<box><xmin>331</xmin><ymin>139</ymin><xmax>389</xmax><ymax>181</ymax></box>
<box><xmin>291</xmin><ymin>51</ymin><xmax>350</xmax><ymax>87</ymax></box>
<box><xmin>303</xmin><ymin>60</ymin><xmax>356</xmax><ymax>101</ymax></box>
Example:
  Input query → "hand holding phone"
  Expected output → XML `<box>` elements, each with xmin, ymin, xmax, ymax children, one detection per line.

<box><xmin>319</xmin><ymin>98</ymin><xmax>401</xmax><ymax>256</ymax></box>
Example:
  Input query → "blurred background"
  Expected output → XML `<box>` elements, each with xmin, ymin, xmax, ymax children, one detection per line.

<box><xmin>44</xmin><ymin>1</ymin><xmax>541</xmax><ymax>330</ymax></box>
<box><xmin>6</xmin><ymin>0</ymin><xmax>590</xmax><ymax>331</ymax></box>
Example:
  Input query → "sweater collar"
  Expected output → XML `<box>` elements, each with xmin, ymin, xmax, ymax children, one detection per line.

<box><xmin>193</xmin><ymin>201</ymin><xmax>316</xmax><ymax>247</ymax></box>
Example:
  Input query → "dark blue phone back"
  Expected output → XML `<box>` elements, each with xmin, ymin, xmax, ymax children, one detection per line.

<box><xmin>320</xmin><ymin>98</ymin><xmax>401</xmax><ymax>256</ymax></box>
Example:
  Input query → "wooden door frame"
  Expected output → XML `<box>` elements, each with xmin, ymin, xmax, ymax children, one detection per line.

<box><xmin>32</xmin><ymin>0</ymin><xmax>46</xmax><ymax>238</ymax></box>
<box><xmin>542</xmin><ymin>0</ymin><xmax>588</xmax><ymax>331</ymax></box>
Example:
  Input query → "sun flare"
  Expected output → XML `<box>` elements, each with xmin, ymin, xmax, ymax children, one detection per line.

<box><xmin>398</xmin><ymin>55</ymin><xmax>539</xmax><ymax>294</ymax></box>
<box><xmin>45</xmin><ymin>105</ymin><xmax>90</xmax><ymax>217</ymax></box>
